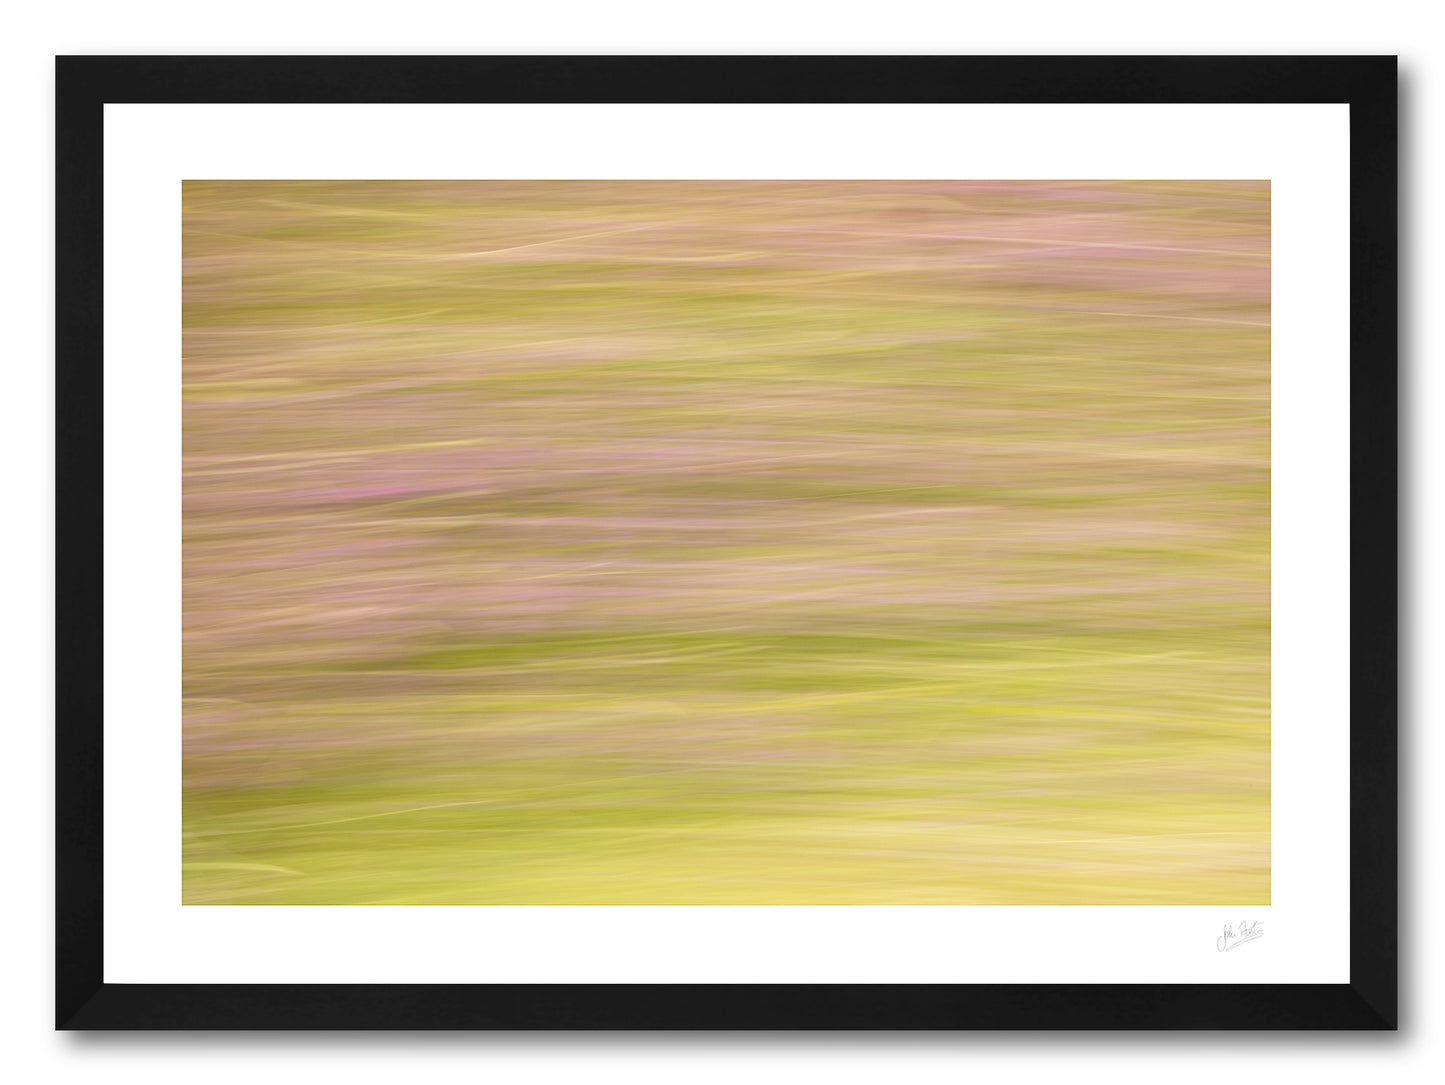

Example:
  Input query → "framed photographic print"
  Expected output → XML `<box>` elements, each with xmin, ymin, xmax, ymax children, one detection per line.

<box><xmin>56</xmin><ymin>55</ymin><xmax>1397</xmax><ymax>1029</ymax></box>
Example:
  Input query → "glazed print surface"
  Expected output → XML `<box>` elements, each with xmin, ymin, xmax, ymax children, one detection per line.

<box><xmin>182</xmin><ymin>181</ymin><xmax>1269</xmax><ymax>905</ymax></box>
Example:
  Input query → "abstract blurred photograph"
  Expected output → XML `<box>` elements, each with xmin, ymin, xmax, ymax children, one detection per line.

<box><xmin>182</xmin><ymin>180</ymin><xmax>1269</xmax><ymax>905</ymax></box>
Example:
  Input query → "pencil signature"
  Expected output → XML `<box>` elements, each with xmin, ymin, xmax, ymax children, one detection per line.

<box><xmin>1217</xmin><ymin>920</ymin><xmax>1264</xmax><ymax>952</ymax></box>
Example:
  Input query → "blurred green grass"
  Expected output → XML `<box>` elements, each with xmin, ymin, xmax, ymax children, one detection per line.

<box><xmin>183</xmin><ymin>180</ymin><xmax>1269</xmax><ymax>904</ymax></box>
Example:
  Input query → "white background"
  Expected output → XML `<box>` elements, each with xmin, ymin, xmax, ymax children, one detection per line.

<box><xmin>5</xmin><ymin>4</ymin><xmax>1436</xmax><ymax>1084</ymax></box>
<box><xmin>104</xmin><ymin>102</ymin><xmax>1346</xmax><ymax>986</ymax></box>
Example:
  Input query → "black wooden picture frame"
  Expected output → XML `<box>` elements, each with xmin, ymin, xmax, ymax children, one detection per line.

<box><xmin>56</xmin><ymin>55</ymin><xmax>1397</xmax><ymax>1030</ymax></box>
